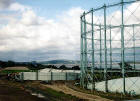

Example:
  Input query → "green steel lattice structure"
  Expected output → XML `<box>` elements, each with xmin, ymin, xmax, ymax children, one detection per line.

<box><xmin>80</xmin><ymin>0</ymin><xmax>140</xmax><ymax>94</ymax></box>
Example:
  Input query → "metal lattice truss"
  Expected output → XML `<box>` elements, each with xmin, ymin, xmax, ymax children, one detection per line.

<box><xmin>80</xmin><ymin>0</ymin><xmax>140</xmax><ymax>95</ymax></box>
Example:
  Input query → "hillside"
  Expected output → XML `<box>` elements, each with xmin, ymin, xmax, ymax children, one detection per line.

<box><xmin>38</xmin><ymin>60</ymin><xmax>80</xmax><ymax>65</ymax></box>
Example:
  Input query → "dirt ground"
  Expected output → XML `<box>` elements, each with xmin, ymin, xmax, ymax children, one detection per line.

<box><xmin>0</xmin><ymin>83</ymin><xmax>46</xmax><ymax>101</ymax></box>
<box><xmin>0</xmin><ymin>75</ymin><xmax>113</xmax><ymax>101</ymax></box>
<box><xmin>0</xmin><ymin>77</ymin><xmax>82</xmax><ymax>101</ymax></box>
<box><xmin>43</xmin><ymin>83</ymin><xmax>112</xmax><ymax>101</ymax></box>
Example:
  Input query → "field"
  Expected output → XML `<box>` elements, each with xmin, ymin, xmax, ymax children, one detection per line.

<box><xmin>0</xmin><ymin>66</ymin><xmax>37</xmax><ymax>74</ymax></box>
<box><xmin>4</xmin><ymin>66</ymin><xmax>29</xmax><ymax>70</ymax></box>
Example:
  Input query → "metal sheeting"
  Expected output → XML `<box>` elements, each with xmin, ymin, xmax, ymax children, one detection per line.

<box><xmin>87</xmin><ymin>77</ymin><xmax>140</xmax><ymax>95</ymax></box>
<box><xmin>19</xmin><ymin>71</ymin><xmax>79</xmax><ymax>81</ymax></box>
<box><xmin>39</xmin><ymin>68</ymin><xmax>80</xmax><ymax>73</ymax></box>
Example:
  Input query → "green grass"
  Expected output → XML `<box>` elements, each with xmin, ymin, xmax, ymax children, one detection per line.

<box><xmin>45</xmin><ymin>87</ymin><xmax>75</xmax><ymax>99</ymax></box>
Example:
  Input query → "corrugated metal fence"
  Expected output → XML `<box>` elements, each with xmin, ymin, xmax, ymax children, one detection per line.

<box><xmin>19</xmin><ymin>72</ymin><xmax>80</xmax><ymax>81</ymax></box>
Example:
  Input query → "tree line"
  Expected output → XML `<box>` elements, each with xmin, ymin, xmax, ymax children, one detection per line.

<box><xmin>0</xmin><ymin>60</ymin><xmax>80</xmax><ymax>70</ymax></box>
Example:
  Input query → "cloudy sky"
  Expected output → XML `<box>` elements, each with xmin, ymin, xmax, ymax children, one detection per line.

<box><xmin>0</xmin><ymin>0</ymin><xmax>139</xmax><ymax>62</ymax></box>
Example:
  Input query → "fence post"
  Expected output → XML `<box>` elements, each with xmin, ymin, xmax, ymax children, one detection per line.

<box><xmin>21</xmin><ymin>72</ymin><xmax>24</xmax><ymax>81</ymax></box>
<box><xmin>36</xmin><ymin>70</ymin><xmax>38</xmax><ymax>80</ymax></box>
<box><xmin>51</xmin><ymin>72</ymin><xmax>53</xmax><ymax>81</ymax></box>
<box><xmin>66</xmin><ymin>72</ymin><xmax>67</xmax><ymax>81</ymax></box>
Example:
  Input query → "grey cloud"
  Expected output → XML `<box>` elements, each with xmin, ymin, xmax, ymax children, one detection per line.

<box><xmin>0</xmin><ymin>0</ymin><xmax>13</xmax><ymax>9</ymax></box>
<box><xmin>0</xmin><ymin>47</ymin><xmax>80</xmax><ymax>62</ymax></box>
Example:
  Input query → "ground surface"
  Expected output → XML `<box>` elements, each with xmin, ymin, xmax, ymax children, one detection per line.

<box><xmin>0</xmin><ymin>81</ymin><xmax>46</xmax><ymax>101</ymax></box>
<box><xmin>0</xmin><ymin>77</ymin><xmax>112</xmax><ymax>101</ymax></box>
<box><xmin>0</xmin><ymin>73</ymin><xmax>138</xmax><ymax>101</ymax></box>
<box><xmin>0</xmin><ymin>76</ymin><xmax>82</xmax><ymax>101</ymax></box>
<box><xmin>43</xmin><ymin>83</ymin><xmax>112</xmax><ymax>101</ymax></box>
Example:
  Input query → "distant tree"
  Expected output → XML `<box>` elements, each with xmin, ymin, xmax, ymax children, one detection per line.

<box><xmin>46</xmin><ymin>65</ymin><xmax>57</xmax><ymax>69</ymax></box>
<box><xmin>72</xmin><ymin>66</ymin><xmax>80</xmax><ymax>70</ymax></box>
<box><xmin>0</xmin><ymin>60</ymin><xmax>5</xmax><ymax>68</ymax></box>
<box><xmin>59</xmin><ymin>65</ymin><xmax>67</xmax><ymax>70</ymax></box>
<box><xmin>0</xmin><ymin>60</ymin><xmax>16</xmax><ymax>68</ymax></box>
<box><xmin>50</xmin><ymin>65</ymin><xmax>57</xmax><ymax>69</ymax></box>
<box><xmin>7</xmin><ymin>60</ymin><xmax>15</xmax><ymax>67</ymax></box>
<box><xmin>118</xmin><ymin>62</ymin><xmax>133</xmax><ymax>70</ymax></box>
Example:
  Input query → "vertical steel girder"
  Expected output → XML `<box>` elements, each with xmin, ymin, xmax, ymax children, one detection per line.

<box><xmin>91</xmin><ymin>9</ymin><xmax>95</xmax><ymax>90</ymax></box>
<box><xmin>133</xmin><ymin>25</ymin><xmax>136</xmax><ymax>70</ymax></box>
<box><xmin>84</xmin><ymin>12</ymin><xmax>87</xmax><ymax>72</ymax></box>
<box><xmin>121</xmin><ymin>0</ymin><xmax>125</xmax><ymax>94</ymax></box>
<box><xmin>80</xmin><ymin>16</ymin><xmax>84</xmax><ymax>88</ymax></box>
<box><xmin>100</xmin><ymin>24</ymin><xmax>102</xmax><ymax>69</ymax></box>
<box><xmin>80</xmin><ymin>12</ymin><xmax>88</xmax><ymax>88</ymax></box>
<box><xmin>110</xmin><ymin>26</ymin><xmax>112</xmax><ymax>69</ymax></box>
<box><xmin>104</xmin><ymin>4</ymin><xmax>108</xmax><ymax>92</ymax></box>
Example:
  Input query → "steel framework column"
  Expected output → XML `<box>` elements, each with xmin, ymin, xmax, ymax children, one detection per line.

<box><xmin>100</xmin><ymin>24</ymin><xmax>102</xmax><ymax>69</ymax></box>
<box><xmin>110</xmin><ymin>26</ymin><xmax>112</xmax><ymax>69</ymax></box>
<box><xmin>80</xmin><ymin>16</ymin><xmax>84</xmax><ymax>88</ymax></box>
<box><xmin>84</xmin><ymin>12</ymin><xmax>88</xmax><ymax>88</ymax></box>
<box><xmin>133</xmin><ymin>25</ymin><xmax>136</xmax><ymax>70</ymax></box>
<box><xmin>36</xmin><ymin>70</ymin><xmax>39</xmax><ymax>80</ymax></box>
<box><xmin>121</xmin><ymin>0</ymin><xmax>125</xmax><ymax>94</ymax></box>
<box><xmin>104</xmin><ymin>4</ymin><xmax>108</xmax><ymax>92</ymax></box>
<box><xmin>91</xmin><ymin>9</ymin><xmax>95</xmax><ymax>90</ymax></box>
